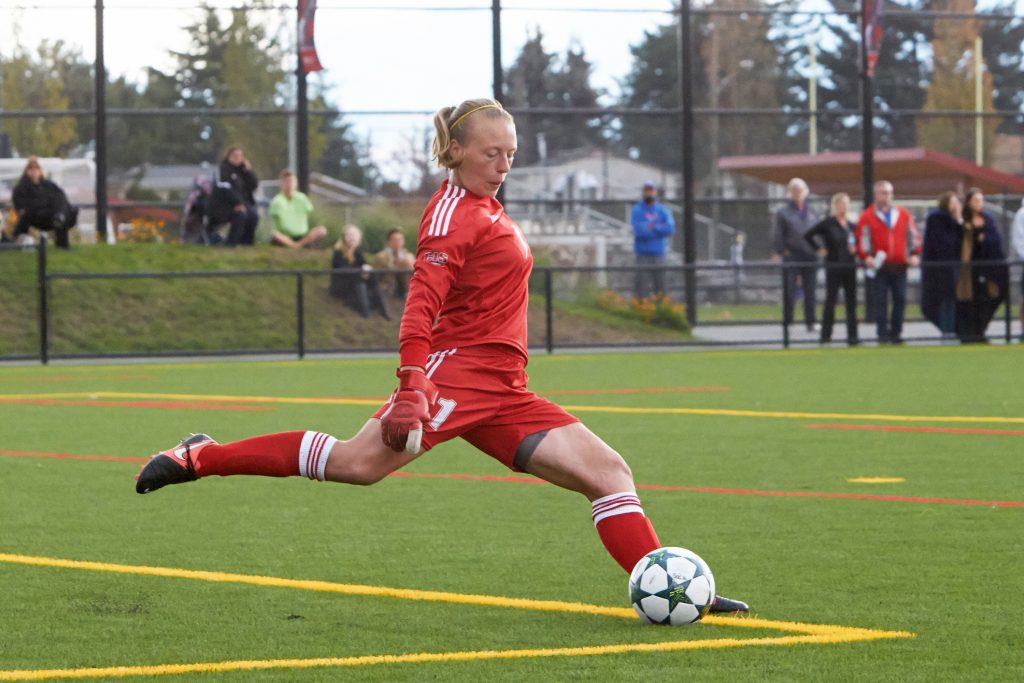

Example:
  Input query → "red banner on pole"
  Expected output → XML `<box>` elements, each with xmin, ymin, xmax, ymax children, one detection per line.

<box><xmin>298</xmin><ymin>0</ymin><xmax>323</xmax><ymax>73</ymax></box>
<box><xmin>864</xmin><ymin>0</ymin><xmax>885</xmax><ymax>78</ymax></box>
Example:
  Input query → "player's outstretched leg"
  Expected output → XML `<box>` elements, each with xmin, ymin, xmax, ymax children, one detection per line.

<box><xmin>523</xmin><ymin>422</ymin><xmax>749</xmax><ymax>614</ymax></box>
<box><xmin>136</xmin><ymin>420</ymin><xmax>420</xmax><ymax>494</ymax></box>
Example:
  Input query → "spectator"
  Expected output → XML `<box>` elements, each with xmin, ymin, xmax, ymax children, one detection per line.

<box><xmin>804</xmin><ymin>192</ymin><xmax>858</xmax><ymax>345</ymax></box>
<box><xmin>269</xmin><ymin>169</ymin><xmax>327</xmax><ymax>249</ymax></box>
<box><xmin>855</xmin><ymin>180</ymin><xmax>921</xmax><ymax>344</ymax></box>
<box><xmin>630</xmin><ymin>181</ymin><xmax>675</xmax><ymax>300</ymax></box>
<box><xmin>1012</xmin><ymin>199</ymin><xmax>1024</xmax><ymax>340</ymax></box>
<box><xmin>210</xmin><ymin>146</ymin><xmax>259</xmax><ymax>246</ymax></box>
<box><xmin>772</xmin><ymin>178</ymin><xmax>821</xmax><ymax>332</ymax></box>
<box><xmin>11</xmin><ymin>157</ymin><xmax>78</xmax><ymax>249</ymax></box>
<box><xmin>956</xmin><ymin>188</ymin><xmax>1007</xmax><ymax>343</ymax></box>
<box><xmin>374</xmin><ymin>228</ymin><xmax>415</xmax><ymax>299</ymax></box>
<box><xmin>329</xmin><ymin>224</ymin><xmax>391</xmax><ymax>320</ymax></box>
<box><xmin>921</xmin><ymin>192</ymin><xmax>964</xmax><ymax>337</ymax></box>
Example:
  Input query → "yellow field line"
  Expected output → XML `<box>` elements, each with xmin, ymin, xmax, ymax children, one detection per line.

<box><xmin>0</xmin><ymin>553</ymin><xmax>912</xmax><ymax>680</ymax></box>
<box><xmin>0</xmin><ymin>629</ymin><xmax>912</xmax><ymax>681</ymax></box>
<box><xmin>2</xmin><ymin>391</ymin><xmax>1022</xmax><ymax>425</ymax></box>
<box><xmin>0</xmin><ymin>552</ymin><xmax>631</xmax><ymax>620</ymax></box>
<box><xmin>0</xmin><ymin>553</ymin><xmax>911</xmax><ymax>641</ymax></box>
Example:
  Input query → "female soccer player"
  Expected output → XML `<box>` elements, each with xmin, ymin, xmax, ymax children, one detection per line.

<box><xmin>136</xmin><ymin>98</ymin><xmax>747</xmax><ymax>614</ymax></box>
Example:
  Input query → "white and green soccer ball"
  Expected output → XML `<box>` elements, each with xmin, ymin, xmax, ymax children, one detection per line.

<box><xmin>629</xmin><ymin>547</ymin><xmax>715</xmax><ymax>625</ymax></box>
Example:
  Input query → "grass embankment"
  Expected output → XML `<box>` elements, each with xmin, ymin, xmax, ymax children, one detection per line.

<box><xmin>0</xmin><ymin>244</ymin><xmax>689</xmax><ymax>358</ymax></box>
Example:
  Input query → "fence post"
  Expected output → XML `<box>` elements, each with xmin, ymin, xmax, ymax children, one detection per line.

<box><xmin>780</xmin><ymin>262</ymin><xmax>790</xmax><ymax>349</ymax></box>
<box><xmin>544</xmin><ymin>268</ymin><xmax>554</xmax><ymax>354</ymax></box>
<box><xmin>37</xmin><ymin>235</ymin><xmax>49</xmax><ymax>365</ymax></box>
<box><xmin>296</xmin><ymin>272</ymin><xmax>306</xmax><ymax>359</ymax></box>
<box><xmin>1006</xmin><ymin>262</ymin><xmax>1013</xmax><ymax>344</ymax></box>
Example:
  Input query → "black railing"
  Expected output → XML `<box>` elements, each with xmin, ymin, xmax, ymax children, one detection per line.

<box><xmin>1</xmin><ymin>237</ymin><xmax>1019</xmax><ymax>364</ymax></box>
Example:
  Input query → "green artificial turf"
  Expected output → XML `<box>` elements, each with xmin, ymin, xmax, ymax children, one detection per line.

<box><xmin>1</xmin><ymin>345</ymin><xmax>1022</xmax><ymax>681</ymax></box>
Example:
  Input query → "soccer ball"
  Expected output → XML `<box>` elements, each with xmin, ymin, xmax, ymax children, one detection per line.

<box><xmin>629</xmin><ymin>547</ymin><xmax>715</xmax><ymax>625</ymax></box>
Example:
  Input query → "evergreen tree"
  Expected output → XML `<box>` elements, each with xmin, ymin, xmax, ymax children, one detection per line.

<box><xmin>617</xmin><ymin>21</ymin><xmax>686</xmax><ymax>171</ymax></box>
<box><xmin>618</xmin><ymin>2</ymin><xmax>781</xmax><ymax>180</ymax></box>
<box><xmin>979</xmin><ymin>3</ymin><xmax>1024</xmax><ymax>136</ymax></box>
<box><xmin>773</xmin><ymin>0</ymin><xmax>931</xmax><ymax>152</ymax></box>
<box><xmin>503</xmin><ymin>30</ymin><xmax>604</xmax><ymax>165</ymax></box>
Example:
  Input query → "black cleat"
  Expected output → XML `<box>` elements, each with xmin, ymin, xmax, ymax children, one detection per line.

<box><xmin>135</xmin><ymin>433</ymin><xmax>216</xmax><ymax>494</ymax></box>
<box><xmin>708</xmin><ymin>595</ymin><xmax>750</xmax><ymax>614</ymax></box>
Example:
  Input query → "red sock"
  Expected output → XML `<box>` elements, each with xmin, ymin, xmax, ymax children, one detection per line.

<box><xmin>192</xmin><ymin>431</ymin><xmax>337</xmax><ymax>480</ymax></box>
<box><xmin>592</xmin><ymin>492</ymin><xmax>661</xmax><ymax>572</ymax></box>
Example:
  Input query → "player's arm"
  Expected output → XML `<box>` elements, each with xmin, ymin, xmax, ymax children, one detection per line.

<box><xmin>381</xmin><ymin>220</ymin><xmax>475</xmax><ymax>454</ymax></box>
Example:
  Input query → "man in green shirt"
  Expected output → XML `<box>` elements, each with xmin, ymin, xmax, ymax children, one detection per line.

<box><xmin>270</xmin><ymin>169</ymin><xmax>328</xmax><ymax>248</ymax></box>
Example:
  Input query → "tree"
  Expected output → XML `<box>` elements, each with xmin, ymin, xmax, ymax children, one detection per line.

<box><xmin>917</xmin><ymin>0</ymin><xmax>998</xmax><ymax>163</ymax></box>
<box><xmin>0</xmin><ymin>41</ymin><xmax>80</xmax><ymax>157</ymax></box>
<box><xmin>503</xmin><ymin>29</ymin><xmax>604</xmax><ymax>166</ymax></box>
<box><xmin>617</xmin><ymin>21</ymin><xmax>686</xmax><ymax>171</ymax></box>
<box><xmin>772</xmin><ymin>0</ymin><xmax>931</xmax><ymax>153</ymax></box>
<box><xmin>618</xmin><ymin>1</ymin><xmax>782</xmax><ymax>181</ymax></box>
<box><xmin>979</xmin><ymin>3</ymin><xmax>1024</xmax><ymax>136</ymax></box>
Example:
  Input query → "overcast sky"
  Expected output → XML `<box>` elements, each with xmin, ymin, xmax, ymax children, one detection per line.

<box><xmin>4</xmin><ymin>1</ymin><xmax>679</xmax><ymax>179</ymax></box>
<box><xmin>4</xmin><ymin>0</ymin><xmax>1021</xmax><ymax>181</ymax></box>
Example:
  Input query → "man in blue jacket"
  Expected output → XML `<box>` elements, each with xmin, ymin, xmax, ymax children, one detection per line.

<box><xmin>631</xmin><ymin>181</ymin><xmax>676</xmax><ymax>300</ymax></box>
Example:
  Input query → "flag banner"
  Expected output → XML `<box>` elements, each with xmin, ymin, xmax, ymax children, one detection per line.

<box><xmin>299</xmin><ymin>0</ymin><xmax>324</xmax><ymax>73</ymax></box>
<box><xmin>864</xmin><ymin>0</ymin><xmax>885</xmax><ymax>78</ymax></box>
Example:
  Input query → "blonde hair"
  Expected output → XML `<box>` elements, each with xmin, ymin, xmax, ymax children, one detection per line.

<box><xmin>431</xmin><ymin>98</ymin><xmax>513</xmax><ymax>169</ymax></box>
<box><xmin>830</xmin><ymin>192</ymin><xmax>850</xmax><ymax>212</ymax></box>
<box><xmin>334</xmin><ymin>224</ymin><xmax>362</xmax><ymax>251</ymax></box>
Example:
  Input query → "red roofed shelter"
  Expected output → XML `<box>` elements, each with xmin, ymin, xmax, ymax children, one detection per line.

<box><xmin>718</xmin><ymin>147</ymin><xmax>1024</xmax><ymax>197</ymax></box>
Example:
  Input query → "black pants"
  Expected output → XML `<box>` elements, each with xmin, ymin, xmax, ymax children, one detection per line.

<box><xmin>15</xmin><ymin>211</ymin><xmax>70</xmax><ymax>249</ymax></box>
<box><xmin>635</xmin><ymin>254</ymin><xmax>667</xmax><ymax>300</ymax></box>
<box><xmin>872</xmin><ymin>267</ymin><xmax>907</xmax><ymax>341</ymax></box>
<box><xmin>821</xmin><ymin>267</ymin><xmax>858</xmax><ymax>343</ymax></box>
<box><xmin>331</xmin><ymin>274</ymin><xmax>391</xmax><ymax>320</ymax></box>
<box><xmin>784</xmin><ymin>262</ymin><xmax>818</xmax><ymax>327</ymax></box>
<box><xmin>225</xmin><ymin>205</ymin><xmax>259</xmax><ymax>246</ymax></box>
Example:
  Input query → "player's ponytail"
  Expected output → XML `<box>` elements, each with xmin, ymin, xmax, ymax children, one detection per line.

<box><xmin>431</xmin><ymin>98</ymin><xmax>513</xmax><ymax>170</ymax></box>
<box><xmin>431</xmin><ymin>106</ymin><xmax>458</xmax><ymax>169</ymax></box>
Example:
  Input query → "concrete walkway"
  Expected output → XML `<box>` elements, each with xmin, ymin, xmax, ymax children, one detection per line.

<box><xmin>694</xmin><ymin>319</ymin><xmax>1022</xmax><ymax>347</ymax></box>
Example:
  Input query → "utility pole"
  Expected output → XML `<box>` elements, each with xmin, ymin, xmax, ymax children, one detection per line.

<box><xmin>95</xmin><ymin>0</ymin><xmax>108</xmax><ymax>241</ymax></box>
<box><xmin>296</xmin><ymin>4</ymin><xmax>310</xmax><ymax>193</ymax></box>
<box><xmin>678</xmin><ymin>1</ymin><xmax>697</xmax><ymax>326</ymax></box>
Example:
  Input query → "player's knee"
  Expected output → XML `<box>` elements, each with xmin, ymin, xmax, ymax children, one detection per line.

<box><xmin>345</xmin><ymin>462</ymin><xmax>389</xmax><ymax>486</ymax></box>
<box><xmin>602</xmin><ymin>449</ymin><xmax>634</xmax><ymax>485</ymax></box>
<box><xmin>326</xmin><ymin>457</ymin><xmax>388</xmax><ymax>486</ymax></box>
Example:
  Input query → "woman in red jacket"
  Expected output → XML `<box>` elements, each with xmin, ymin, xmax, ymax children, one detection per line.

<box><xmin>135</xmin><ymin>98</ymin><xmax>746</xmax><ymax>613</ymax></box>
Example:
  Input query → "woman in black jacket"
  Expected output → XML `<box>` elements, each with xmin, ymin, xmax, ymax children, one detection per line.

<box><xmin>921</xmin><ymin>191</ymin><xmax>963</xmax><ymax>336</ymax></box>
<box><xmin>12</xmin><ymin>157</ymin><xmax>77</xmax><ymax>249</ymax></box>
<box><xmin>804</xmin><ymin>192</ymin><xmax>858</xmax><ymax>345</ymax></box>
<box><xmin>956</xmin><ymin>188</ymin><xmax>1008</xmax><ymax>342</ymax></box>
<box><xmin>210</xmin><ymin>147</ymin><xmax>259</xmax><ymax>246</ymax></box>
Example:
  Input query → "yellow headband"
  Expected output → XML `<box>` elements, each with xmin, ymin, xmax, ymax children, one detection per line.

<box><xmin>451</xmin><ymin>104</ymin><xmax>501</xmax><ymax>129</ymax></box>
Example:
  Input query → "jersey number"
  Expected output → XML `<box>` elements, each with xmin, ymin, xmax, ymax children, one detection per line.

<box><xmin>429</xmin><ymin>398</ymin><xmax>458</xmax><ymax>430</ymax></box>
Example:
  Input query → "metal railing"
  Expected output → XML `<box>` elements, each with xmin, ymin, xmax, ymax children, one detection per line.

<box><xmin>1</xmin><ymin>237</ymin><xmax>1020</xmax><ymax>364</ymax></box>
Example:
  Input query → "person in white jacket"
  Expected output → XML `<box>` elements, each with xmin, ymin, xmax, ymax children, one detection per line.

<box><xmin>1013</xmin><ymin>200</ymin><xmax>1024</xmax><ymax>338</ymax></box>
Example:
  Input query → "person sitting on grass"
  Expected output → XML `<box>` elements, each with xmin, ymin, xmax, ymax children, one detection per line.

<box><xmin>269</xmin><ymin>169</ymin><xmax>328</xmax><ymax>249</ymax></box>
<box><xmin>374</xmin><ymin>228</ymin><xmax>415</xmax><ymax>299</ymax></box>
<box><xmin>11</xmin><ymin>156</ymin><xmax>78</xmax><ymax>250</ymax></box>
<box><xmin>329</xmin><ymin>224</ymin><xmax>392</xmax><ymax>320</ymax></box>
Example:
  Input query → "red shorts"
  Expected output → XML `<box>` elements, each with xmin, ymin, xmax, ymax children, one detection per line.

<box><xmin>374</xmin><ymin>345</ymin><xmax>578</xmax><ymax>470</ymax></box>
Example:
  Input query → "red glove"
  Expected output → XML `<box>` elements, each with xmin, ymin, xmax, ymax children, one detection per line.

<box><xmin>380</xmin><ymin>368</ymin><xmax>439</xmax><ymax>454</ymax></box>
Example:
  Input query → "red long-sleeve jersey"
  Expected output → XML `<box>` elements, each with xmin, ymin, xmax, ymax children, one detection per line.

<box><xmin>398</xmin><ymin>180</ymin><xmax>533</xmax><ymax>369</ymax></box>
